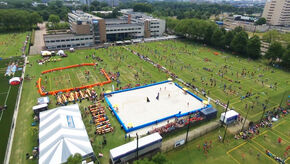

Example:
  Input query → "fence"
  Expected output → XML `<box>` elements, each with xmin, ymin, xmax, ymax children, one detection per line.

<box><xmin>161</xmin><ymin>120</ymin><xmax>220</xmax><ymax>152</ymax></box>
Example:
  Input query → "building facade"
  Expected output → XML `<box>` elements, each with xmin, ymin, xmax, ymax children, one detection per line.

<box><xmin>262</xmin><ymin>0</ymin><xmax>290</xmax><ymax>26</ymax></box>
<box><xmin>44</xmin><ymin>10</ymin><xmax>166</xmax><ymax>50</ymax></box>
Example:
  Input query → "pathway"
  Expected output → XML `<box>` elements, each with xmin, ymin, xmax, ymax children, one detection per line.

<box><xmin>30</xmin><ymin>23</ymin><xmax>46</xmax><ymax>55</ymax></box>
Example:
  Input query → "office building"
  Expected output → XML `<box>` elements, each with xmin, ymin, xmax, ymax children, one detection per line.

<box><xmin>44</xmin><ymin>10</ymin><xmax>166</xmax><ymax>50</ymax></box>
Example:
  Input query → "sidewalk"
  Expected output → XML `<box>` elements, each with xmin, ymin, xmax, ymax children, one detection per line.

<box><xmin>30</xmin><ymin>23</ymin><xmax>46</xmax><ymax>55</ymax></box>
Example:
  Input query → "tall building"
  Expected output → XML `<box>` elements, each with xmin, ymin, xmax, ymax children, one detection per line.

<box><xmin>262</xmin><ymin>0</ymin><xmax>290</xmax><ymax>26</ymax></box>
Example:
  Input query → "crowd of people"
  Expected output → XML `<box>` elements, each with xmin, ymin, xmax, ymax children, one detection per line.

<box><xmin>235</xmin><ymin>106</ymin><xmax>289</xmax><ymax>140</ymax></box>
<box><xmin>148</xmin><ymin>112</ymin><xmax>205</xmax><ymax>135</ymax></box>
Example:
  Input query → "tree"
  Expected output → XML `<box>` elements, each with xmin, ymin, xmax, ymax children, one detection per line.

<box><xmin>48</xmin><ymin>14</ymin><xmax>60</xmax><ymax>24</ymax></box>
<box><xmin>133</xmin><ymin>153</ymin><xmax>169</xmax><ymax>164</ymax></box>
<box><xmin>211</xmin><ymin>28</ymin><xmax>225</xmax><ymax>48</ymax></box>
<box><xmin>247</xmin><ymin>35</ymin><xmax>261</xmax><ymax>59</ymax></box>
<box><xmin>133</xmin><ymin>3</ymin><xmax>153</xmax><ymax>13</ymax></box>
<box><xmin>255</xmin><ymin>17</ymin><xmax>266</xmax><ymax>25</ymax></box>
<box><xmin>233</xmin><ymin>26</ymin><xmax>243</xmax><ymax>33</ymax></box>
<box><xmin>66</xmin><ymin>153</ymin><xmax>82</xmax><ymax>164</ymax></box>
<box><xmin>262</xmin><ymin>30</ymin><xmax>280</xmax><ymax>43</ymax></box>
<box><xmin>265</xmin><ymin>42</ymin><xmax>284</xmax><ymax>62</ymax></box>
<box><xmin>151</xmin><ymin>153</ymin><xmax>169</xmax><ymax>164</ymax></box>
<box><xmin>224</xmin><ymin>30</ymin><xmax>234</xmax><ymax>48</ymax></box>
<box><xmin>204</xmin><ymin>23</ymin><xmax>217</xmax><ymax>44</ymax></box>
<box><xmin>230</xmin><ymin>31</ymin><xmax>248</xmax><ymax>55</ymax></box>
<box><xmin>281</xmin><ymin>45</ymin><xmax>290</xmax><ymax>69</ymax></box>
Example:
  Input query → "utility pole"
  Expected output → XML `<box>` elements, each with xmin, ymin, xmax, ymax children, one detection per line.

<box><xmin>260</xmin><ymin>99</ymin><xmax>268</xmax><ymax>123</ymax></box>
<box><xmin>221</xmin><ymin>101</ymin><xmax>230</xmax><ymax>127</ymax></box>
<box><xmin>136</xmin><ymin>133</ymin><xmax>139</xmax><ymax>160</ymax></box>
<box><xmin>279</xmin><ymin>91</ymin><xmax>287</xmax><ymax>107</ymax></box>
<box><xmin>222</xmin><ymin>101</ymin><xmax>230</xmax><ymax>143</ymax></box>
<box><xmin>185</xmin><ymin>112</ymin><xmax>192</xmax><ymax>143</ymax></box>
<box><xmin>241</xmin><ymin>103</ymin><xmax>251</xmax><ymax>132</ymax></box>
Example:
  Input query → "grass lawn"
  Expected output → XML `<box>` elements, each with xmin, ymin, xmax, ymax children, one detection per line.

<box><xmin>9</xmin><ymin>39</ymin><xmax>290</xmax><ymax>164</ymax></box>
<box><xmin>0</xmin><ymin>32</ymin><xmax>28</xmax><ymax>59</ymax></box>
<box><xmin>10</xmin><ymin>46</ymin><xmax>171</xmax><ymax>164</ymax></box>
<box><xmin>0</xmin><ymin>57</ymin><xmax>23</xmax><ymax>163</ymax></box>
<box><xmin>129</xmin><ymin>40</ymin><xmax>290</xmax><ymax>121</ymax></box>
<box><xmin>166</xmin><ymin>114</ymin><xmax>290</xmax><ymax>164</ymax></box>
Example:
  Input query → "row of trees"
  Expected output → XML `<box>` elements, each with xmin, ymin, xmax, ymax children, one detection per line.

<box><xmin>126</xmin><ymin>2</ymin><xmax>263</xmax><ymax>20</ymax></box>
<box><xmin>265</xmin><ymin>42</ymin><xmax>290</xmax><ymax>69</ymax></box>
<box><xmin>0</xmin><ymin>9</ymin><xmax>42</xmax><ymax>32</ymax></box>
<box><xmin>167</xmin><ymin>18</ymin><xmax>262</xmax><ymax>59</ymax></box>
<box><xmin>0</xmin><ymin>0</ymin><xmax>70</xmax><ymax>21</ymax></box>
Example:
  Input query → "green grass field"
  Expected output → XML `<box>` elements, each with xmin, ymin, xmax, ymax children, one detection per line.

<box><xmin>9</xmin><ymin>39</ymin><xmax>290</xmax><ymax>164</ymax></box>
<box><xmin>129</xmin><ymin>40</ymin><xmax>290</xmax><ymax>121</ymax></box>
<box><xmin>0</xmin><ymin>57</ymin><xmax>23</xmax><ymax>164</ymax></box>
<box><xmin>10</xmin><ymin>46</ymin><xmax>169</xmax><ymax>164</ymax></box>
<box><xmin>0</xmin><ymin>33</ymin><xmax>28</xmax><ymax>59</ymax></box>
<box><xmin>166</xmin><ymin>115</ymin><xmax>290</xmax><ymax>164</ymax></box>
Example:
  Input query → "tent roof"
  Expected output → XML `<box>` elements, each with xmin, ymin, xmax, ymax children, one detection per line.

<box><xmin>39</xmin><ymin>104</ymin><xmax>93</xmax><ymax>164</ymax></box>
<box><xmin>201</xmin><ymin>107</ymin><xmax>217</xmax><ymax>115</ymax></box>
<box><xmin>38</xmin><ymin>97</ymin><xmax>50</xmax><ymax>104</ymax></box>
<box><xmin>110</xmin><ymin>133</ymin><xmax>162</xmax><ymax>159</ymax></box>
<box><xmin>221</xmin><ymin>110</ymin><xmax>239</xmax><ymax>118</ymax></box>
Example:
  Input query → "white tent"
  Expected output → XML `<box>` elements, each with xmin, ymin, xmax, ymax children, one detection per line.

<box><xmin>220</xmin><ymin>110</ymin><xmax>239</xmax><ymax>124</ymax></box>
<box><xmin>57</xmin><ymin>50</ymin><xmax>65</xmax><ymax>56</ymax></box>
<box><xmin>41</xmin><ymin>51</ymin><xmax>51</xmax><ymax>56</ymax></box>
<box><xmin>39</xmin><ymin>104</ymin><xmax>94</xmax><ymax>164</ymax></box>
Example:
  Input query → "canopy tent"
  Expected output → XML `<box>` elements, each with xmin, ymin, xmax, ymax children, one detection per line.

<box><xmin>41</xmin><ymin>51</ymin><xmax>52</xmax><ymax>57</ymax></box>
<box><xmin>9</xmin><ymin>77</ymin><xmax>21</xmax><ymax>85</ymax></box>
<box><xmin>200</xmin><ymin>107</ymin><xmax>217</xmax><ymax>120</ymax></box>
<box><xmin>39</xmin><ymin>104</ymin><xmax>94</xmax><ymax>164</ymax></box>
<box><xmin>37</xmin><ymin>97</ymin><xmax>50</xmax><ymax>104</ymax></box>
<box><xmin>220</xmin><ymin>110</ymin><xmax>239</xmax><ymax>125</ymax></box>
<box><xmin>57</xmin><ymin>50</ymin><xmax>65</xmax><ymax>56</ymax></box>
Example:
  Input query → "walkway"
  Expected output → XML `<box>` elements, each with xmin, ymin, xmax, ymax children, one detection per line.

<box><xmin>30</xmin><ymin>23</ymin><xmax>46</xmax><ymax>55</ymax></box>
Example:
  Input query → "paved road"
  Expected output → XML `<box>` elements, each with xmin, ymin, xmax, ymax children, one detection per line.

<box><xmin>30</xmin><ymin>23</ymin><xmax>46</xmax><ymax>55</ymax></box>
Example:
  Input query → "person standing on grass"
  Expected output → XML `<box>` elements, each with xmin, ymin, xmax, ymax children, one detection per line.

<box><xmin>278</xmin><ymin>137</ymin><xmax>282</xmax><ymax>144</ymax></box>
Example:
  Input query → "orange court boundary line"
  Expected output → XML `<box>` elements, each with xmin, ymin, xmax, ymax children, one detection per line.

<box><xmin>36</xmin><ymin>63</ymin><xmax>111</xmax><ymax>96</ymax></box>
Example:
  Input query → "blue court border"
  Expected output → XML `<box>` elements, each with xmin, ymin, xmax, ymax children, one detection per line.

<box><xmin>104</xmin><ymin>80</ymin><xmax>212</xmax><ymax>133</ymax></box>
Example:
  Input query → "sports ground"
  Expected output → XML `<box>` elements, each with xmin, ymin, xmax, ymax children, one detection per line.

<box><xmin>0</xmin><ymin>33</ymin><xmax>29</xmax><ymax>59</ymax></box>
<box><xmin>0</xmin><ymin>57</ymin><xmax>23</xmax><ymax>163</ymax></box>
<box><xmin>4</xmin><ymin>38</ymin><xmax>289</xmax><ymax>164</ymax></box>
<box><xmin>106</xmin><ymin>81</ymin><xmax>206</xmax><ymax>134</ymax></box>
